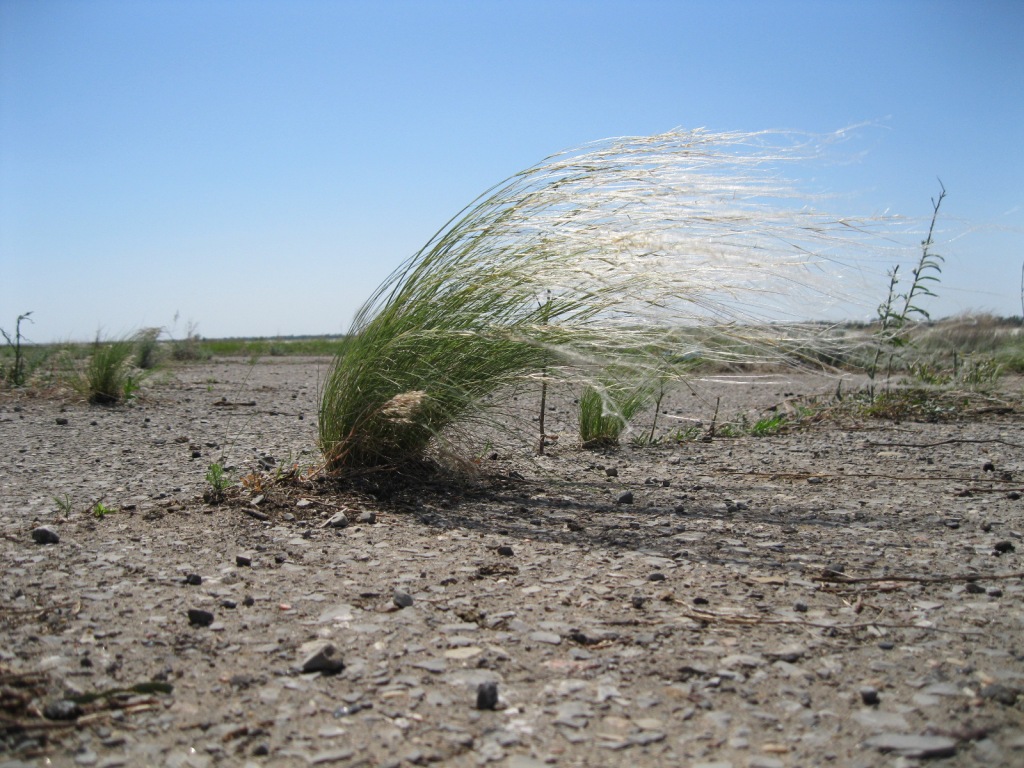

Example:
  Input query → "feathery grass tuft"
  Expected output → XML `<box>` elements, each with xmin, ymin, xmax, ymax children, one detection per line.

<box><xmin>83</xmin><ymin>335</ymin><xmax>139</xmax><ymax>405</ymax></box>
<box><xmin>319</xmin><ymin>128</ymin><xmax>891</xmax><ymax>470</ymax></box>
<box><xmin>578</xmin><ymin>380</ymin><xmax>653</xmax><ymax>448</ymax></box>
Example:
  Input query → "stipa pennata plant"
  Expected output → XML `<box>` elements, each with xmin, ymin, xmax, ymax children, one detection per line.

<box><xmin>578</xmin><ymin>379</ymin><xmax>653</xmax><ymax>448</ymax></box>
<box><xmin>82</xmin><ymin>334</ymin><xmax>142</xmax><ymax>405</ymax></box>
<box><xmin>133</xmin><ymin>327</ymin><xmax>164</xmax><ymax>370</ymax></box>
<box><xmin>319</xmin><ymin>128</ymin><xmax>895</xmax><ymax>471</ymax></box>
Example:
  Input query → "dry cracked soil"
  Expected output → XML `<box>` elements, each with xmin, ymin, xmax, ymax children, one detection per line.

<box><xmin>2</xmin><ymin>357</ymin><xmax>1023</xmax><ymax>768</ymax></box>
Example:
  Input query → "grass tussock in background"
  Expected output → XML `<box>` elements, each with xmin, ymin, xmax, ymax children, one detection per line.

<box><xmin>578</xmin><ymin>380</ymin><xmax>653</xmax><ymax>448</ymax></box>
<box><xmin>318</xmin><ymin>128</ymin><xmax>902</xmax><ymax>470</ymax></box>
<box><xmin>80</xmin><ymin>334</ymin><xmax>142</xmax><ymax>405</ymax></box>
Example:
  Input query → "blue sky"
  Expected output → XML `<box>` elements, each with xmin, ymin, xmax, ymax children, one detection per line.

<box><xmin>2</xmin><ymin>0</ymin><xmax>1022</xmax><ymax>342</ymax></box>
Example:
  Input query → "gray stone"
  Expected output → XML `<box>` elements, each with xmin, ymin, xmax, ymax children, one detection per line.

<box><xmin>301</xmin><ymin>644</ymin><xmax>345</xmax><ymax>675</ymax></box>
<box><xmin>324</xmin><ymin>511</ymin><xmax>349</xmax><ymax>528</ymax></box>
<box><xmin>980</xmin><ymin>683</ymin><xmax>1020</xmax><ymax>706</ymax></box>
<box><xmin>43</xmin><ymin>699</ymin><xmax>81</xmax><ymax>720</ymax></box>
<box><xmin>528</xmin><ymin>631</ymin><xmax>562</xmax><ymax>646</ymax></box>
<box><xmin>630</xmin><ymin>731</ymin><xmax>666</xmax><ymax>746</ymax></box>
<box><xmin>413</xmin><ymin>658</ymin><xmax>447</xmax><ymax>674</ymax></box>
<box><xmin>393</xmin><ymin>590</ymin><xmax>414</xmax><ymax>609</ymax></box>
<box><xmin>852</xmin><ymin>710</ymin><xmax>909</xmax><ymax>732</ymax></box>
<box><xmin>553</xmin><ymin>701</ymin><xmax>592</xmax><ymax>729</ymax></box>
<box><xmin>863</xmin><ymin>733</ymin><xmax>957</xmax><ymax>758</ymax></box>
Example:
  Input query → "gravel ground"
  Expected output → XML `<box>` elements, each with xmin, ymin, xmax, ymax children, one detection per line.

<box><xmin>2</xmin><ymin>358</ymin><xmax>1023</xmax><ymax>768</ymax></box>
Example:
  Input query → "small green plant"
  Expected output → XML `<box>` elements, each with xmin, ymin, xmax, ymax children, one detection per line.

<box><xmin>53</xmin><ymin>493</ymin><xmax>73</xmax><ymax>518</ymax></box>
<box><xmin>578</xmin><ymin>382</ymin><xmax>652</xmax><ymax>448</ymax></box>
<box><xmin>92</xmin><ymin>501</ymin><xmax>114</xmax><ymax>519</ymax></box>
<box><xmin>1</xmin><ymin>311</ymin><xmax>34</xmax><ymax>386</ymax></box>
<box><xmin>908</xmin><ymin>360</ymin><xmax>952</xmax><ymax>387</ymax></box>
<box><xmin>204</xmin><ymin>462</ymin><xmax>231</xmax><ymax>502</ymax></box>
<box><xmin>750</xmin><ymin>413</ymin><xmax>787</xmax><ymax>436</ymax></box>
<box><xmin>82</xmin><ymin>334</ymin><xmax>140</xmax><ymax>405</ymax></box>
<box><xmin>670</xmin><ymin>423</ymin><xmax>704</xmax><ymax>442</ymax></box>
<box><xmin>715</xmin><ymin>422</ymin><xmax>744</xmax><ymax>438</ymax></box>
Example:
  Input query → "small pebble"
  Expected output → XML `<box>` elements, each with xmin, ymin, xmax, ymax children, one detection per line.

<box><xmin>184</xmin><ymin>573</ymin><xmax>202</xmax><ymax>585</ymax></box>
<box><xmin>980</xmin><ymin>683</ymin><xmax>1019</xmax><ymax>706</ymax></box>
<box><xmin>393</xmin><ymin>590</ymin><xmax>414</xmax><ymax>609</ymax></box>
<box><xmin>993</xmin><ymin>540</ymin><xmax>1014</xmax><ymax>554</ymax></box>
<box><xmin>43</xmin><ymin>699</ymin><xmax>82</xmax><ymax>721</ymax></box>
<box><xmin>648</xmin><ymin>572</ymin><xmax>666</xmax><ymax>581</ymax></box>
<box><xmin>497</xmin><ymin>545</ymin><xmax>514</xmax><ymax>557</ymax></box>
<box><xmin>236</xmin><ymin>554</ymin><xmax>252</xmax><ymax>567</ymax></box>
<box><xmin>476</xmin><ymin>681</ymin><xmax>499</xmax><ymax>710</ymax></box>
<box><xmin>356</xmin><ymin>510</ymin><xmax>376</xmax><ymax>524</ymax></box>
<box><xmin>301</xmin><ymin>644</ymin><xmax>345</xmax><ymax>675</ymax></box>
<box><xmin>187</xmin><ymin>608</ymin><xmax>214</xmax><ymax>627</ymax></box>
<box><xmin>616</xmin><ymin>491</ymin><xmax>634</xmax><ymax>505</ymax></box>
<box><xmin>325</xmin><ymin>511</ymin><xmax>349</xmax><ymax>529</ymax></box>
<box><xmin>794</xmin><ymin>601</ymin><xmax>809</xmax><ymax>613</ymax></box>
<box><xmin>965</xmin><ymin>582</ymin><xmax>986</xmax><ymax>594</ymax></box>
<box><xmin>55</xmin><ymin>417</ymin><xmax>69</xmax><ymax>426</ymax></box>
<box><xmin>631</xmin><ymin>595</ymin><xmax>646</xmax><ymax>609</ymax></box>
<box><xmin>860</xmin><ymin>686</ymin><xmax>880</xmax><ymax>705</ymax></box>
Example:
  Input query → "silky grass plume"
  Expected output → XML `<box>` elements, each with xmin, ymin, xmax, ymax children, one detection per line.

<box><xmin>319</xmin><ymin>128</ymin><xmax>885</xmax><ymax>470</ymax></box>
